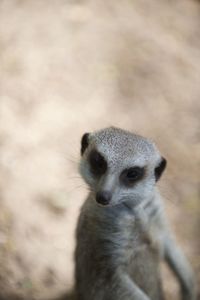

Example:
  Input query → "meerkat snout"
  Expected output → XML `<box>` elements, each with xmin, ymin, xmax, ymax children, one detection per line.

<box><xmin>96</xmin><ymin>190</ymin><xmax>112</xmax><ymax>206</ymax></box>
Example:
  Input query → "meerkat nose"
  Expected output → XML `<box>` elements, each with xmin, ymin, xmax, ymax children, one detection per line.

<box><xmin>96</xmin><ymin>191</ymin><xmax>111</xmax><ymax>206</ymax></box>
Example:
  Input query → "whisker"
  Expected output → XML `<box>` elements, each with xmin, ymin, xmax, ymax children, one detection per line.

<box><xmin>158</xmin><ymin>185</ymin><xmax>180</xmax><ymax>205</ymax></box>
<box><xmin>66</xmin><ymin>176</ymin><xmax>82</xmax><ymax>180</ymax></box>
<box><xmin>67</xmin><ymin>184</ymin><xmax>87</xmax><ymax>194</ymax></box>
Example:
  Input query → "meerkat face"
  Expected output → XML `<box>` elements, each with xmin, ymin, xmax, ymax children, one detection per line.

<box><xmin>79</xmin><ymin>127</ymin><xmax>167</xmax><ymax>207</ymax></box>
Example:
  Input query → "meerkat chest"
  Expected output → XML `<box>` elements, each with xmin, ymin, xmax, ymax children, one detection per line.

<box><xmin>116</xmin><ymin>211</ymin><xmax>162</xmax><ymax>259</ymax></box>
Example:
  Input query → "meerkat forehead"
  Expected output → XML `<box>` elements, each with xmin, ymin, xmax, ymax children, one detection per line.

<box><xmin>89</xmin><ymin>127</ymin><xmax>160</xmax><ymax>167</ymax></box>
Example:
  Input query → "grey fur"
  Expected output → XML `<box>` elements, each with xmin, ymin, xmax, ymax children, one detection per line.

<box><xmin>75</xmin><ymin>127</ymin><xmax>196</xmax><ymax>300</ymax></box>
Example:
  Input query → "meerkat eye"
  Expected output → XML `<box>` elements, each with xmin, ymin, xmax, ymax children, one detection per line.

<box><xmin>120</xmin><ymin>167</ymin><xmax>145</xmax><ymax>186</ymax></box>
<box><xmin>89</xmin><ymin>150</ymin><xmax>107</xmax><ymax>176</ymax></box>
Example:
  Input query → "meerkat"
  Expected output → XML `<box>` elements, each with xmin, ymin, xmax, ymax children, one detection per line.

<box><xmin>75</xmin><ymin>127</ymin><xmax>196</xmax><ymax>300</ymax></box>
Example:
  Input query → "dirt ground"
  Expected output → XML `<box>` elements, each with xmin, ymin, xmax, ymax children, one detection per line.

<box><xmin>0</xmin><ymin>0</ymin><xmax>200</xmax><ymax>299</ymax></box>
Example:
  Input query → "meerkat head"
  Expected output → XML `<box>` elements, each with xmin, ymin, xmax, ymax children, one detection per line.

<box><xmin>79</xmin><ymin>127</ymin><xmax>166</xmax><ymax>207</ymax></box>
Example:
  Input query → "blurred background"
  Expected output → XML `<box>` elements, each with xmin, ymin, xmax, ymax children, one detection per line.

<box><xmin>0</xmin><ymin>0</ymin><xmax>199</xmax><ymax>299</ymax></box>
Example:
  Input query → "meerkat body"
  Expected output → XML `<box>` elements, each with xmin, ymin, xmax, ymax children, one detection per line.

<box><xmin>75</xmin><ymin>127</ymin><xmax>196</xmax><ymax>300</ymax></box>
<box><xmin>76</xmin><ymin>193</ymin><xmax>164</xmax><ymax>300</ymax></box>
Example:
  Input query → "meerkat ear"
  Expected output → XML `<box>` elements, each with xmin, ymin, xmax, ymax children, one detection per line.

<box><xmin>154</xmin><ymin>157</ymin><xmax>167</xmax><ymax>181</ymax></box>
<box><xmin>81</xmin><ymin>133</ymin><xmax>90</xmax><ymax>155</ymax></box>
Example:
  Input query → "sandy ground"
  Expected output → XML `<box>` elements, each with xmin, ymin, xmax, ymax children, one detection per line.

<box><xmin>0</xmin><ymin>0</ymin><xmax>200</xmax><ymax>299</ymax></box>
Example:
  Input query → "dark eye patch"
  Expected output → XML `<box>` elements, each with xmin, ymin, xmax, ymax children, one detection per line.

<box><xmin>89</xmin><ymin>150</ymin><xmax>107</xmax><ymax>176</ymax></box>
<box><xmin>120</xmin><ymin>166</ymin><xmax>145</xmax><ymax>186</ymax></box>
